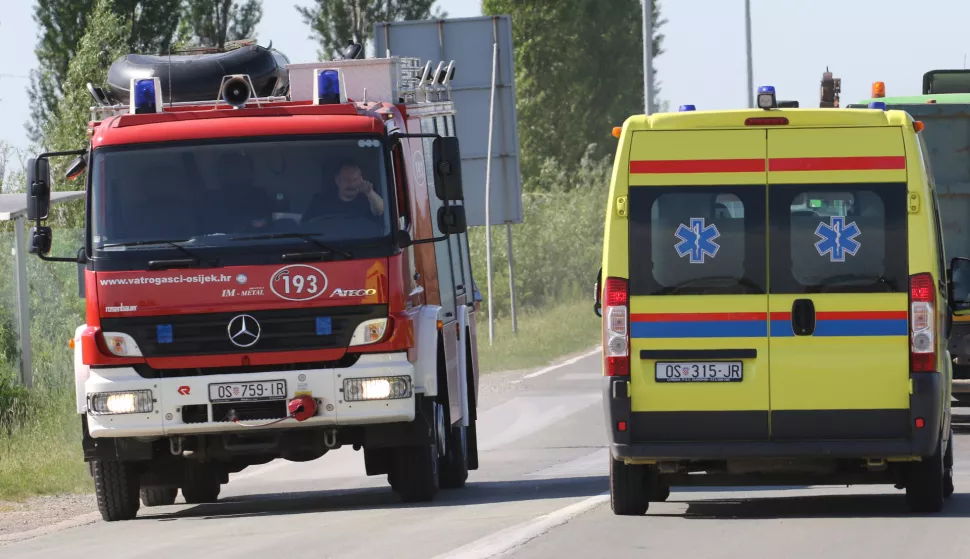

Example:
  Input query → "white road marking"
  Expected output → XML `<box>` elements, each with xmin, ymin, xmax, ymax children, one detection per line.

<box><xmin>430</xmin><ymin>493</ymin><xmax>610</xmax><ymax>559</ymax></box>
<box><xmin>475</xmin><ymin>395</ymin><xmax>599</xmax><ymax>451</ymax></box>
<box><xmin>526</xmin><ymin>448</ymin><xmax>609</xmax><ymax>478</ymax></box>
<box><xmin>513</xmin><ymin>347</ymin><xmax>601</xmax><ymax>383</ymax></box>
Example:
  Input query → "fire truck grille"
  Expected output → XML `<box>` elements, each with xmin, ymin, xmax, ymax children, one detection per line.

<box><xmin>101</xmin><ymin>305</ymin><xmax>387</xmax><ymax>357</ymax></box>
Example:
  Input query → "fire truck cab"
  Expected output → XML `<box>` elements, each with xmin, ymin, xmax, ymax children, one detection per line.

<box><xmin>25</xmin><ymin>45</ymin><xmax>481</xmax><ymax>521</ymax></box>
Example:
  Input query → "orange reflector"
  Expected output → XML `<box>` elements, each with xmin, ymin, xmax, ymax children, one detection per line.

<box><xmin>745</xmin><ymin>117</ymin><xmax>789</xmax><ymax>126</ymax></box>
<box><xmin>928</xmin><ymin>99</ymin><xmax>937</xmax><ymax>104</ymax></box>
<box><xmin>914</xmin><ymin>121</ymin><xmax>925</xmax><ymax>133</ymax></box>
<box><xmin>68</xmin><ymin>338</ymin><xmax>75</xmax><ymax>349</ymax></box>
<box><xmin>915</xmin><ymin>417</ymin><xmax>925</xmax><ymax>429</ymax></box>
<box><xmin>871</xmin><ymin>81</ymin><xmax>886</xmax><ymax>98</ymax></box>
<box><xmin>436</xmin><ymin>320</ymin><xmax>443</xmax><ymax>330</ymax></box>
<box><xmin>612</xmin><ymin>126</ymin><xmax>622</xmax><ymax>138</ymax></box>
<box><xmin>617</xmin><ymin>421</ymin><xmax>627</xmax><ymax>432</ymax></box>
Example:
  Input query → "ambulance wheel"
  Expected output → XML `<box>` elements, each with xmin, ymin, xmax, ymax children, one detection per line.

<box><xmin>181</xmin><ymin>463</ymin><xmax>221</xmax><ymax>504</ymax></box>
<box><xmin>649</xmin><ymin>484</ymin><xmax>671</xmax><ymax>502</ymax></box>
<box><xmin>93</xmin><ymin>460</ymin><xmax>140</xmax><ymax>522</ymax></box>
<box><xmin>610</xmin><ymin>457</ymin><xmax>649</xmax><ymax>516</ymax></box>
<box><xmin>944</xmin><ymin>429</ymin><xmax>955</xmax><ymax>499</ymax></box>
<box><xmin>140</xmin><ymin>486</ymin><xmax>178</xmax><ymax>507</ymax></box>
<box><xmin>906</xmin><ymin>434</ymin><xmax>946</xmax><ymax>513</ymax></box>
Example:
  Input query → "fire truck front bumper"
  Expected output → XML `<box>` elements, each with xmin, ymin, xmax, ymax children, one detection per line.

<box><xmin>84</xmin><ymin>353</ymin><xmax>416</xmax><ymax>438</ymax></box>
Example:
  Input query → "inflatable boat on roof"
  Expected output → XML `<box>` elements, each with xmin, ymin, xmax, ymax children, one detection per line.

<box><xmin>104</xmin><ymin>40</ymin><xmax>290</xmax><ymax>105</ymax></box>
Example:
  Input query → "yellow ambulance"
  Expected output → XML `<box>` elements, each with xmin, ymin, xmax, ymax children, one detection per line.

<box><xmin>596</xmin><ymin>87</ymin><xmax>955</xmax><ymax>515</ymax></box>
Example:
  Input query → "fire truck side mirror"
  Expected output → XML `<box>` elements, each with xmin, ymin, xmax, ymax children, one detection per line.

<box><xmin>26</xmin><ymin>157</ymin><xmax>52</xmax><ymax>222</ymax></box>
<box><xmin>437</xmin><ymin>205</ymin><xmax>467</xmax><ymax>235</ymax></box>
<box><xmin>432</xmin><ymin>137</ymin><xmax>464</xmax><ymax>202</ymax></box>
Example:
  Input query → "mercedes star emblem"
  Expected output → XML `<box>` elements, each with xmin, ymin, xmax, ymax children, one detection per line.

<box><xmin>227</xmin><ymin>314</ymin><xmax>260</xmax><ymax>348</ymax></box>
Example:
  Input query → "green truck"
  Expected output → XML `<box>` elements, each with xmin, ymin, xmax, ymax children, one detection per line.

<box><xmin>849</xmin><ymin>69</ymin><xmax>970</xmax><ymax>404</ymax></box>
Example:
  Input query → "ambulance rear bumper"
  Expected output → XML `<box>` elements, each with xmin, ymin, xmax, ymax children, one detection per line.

<box><xmin>606</xmin><ymin>372</ymin><xmax>943</xmax><ymax>461</ymax></box>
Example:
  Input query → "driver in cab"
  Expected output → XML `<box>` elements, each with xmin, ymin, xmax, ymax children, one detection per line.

<box><xmin>303</xmin><ymin>160</ymin><xmax>385</xmax><ymax>222</ymax></box>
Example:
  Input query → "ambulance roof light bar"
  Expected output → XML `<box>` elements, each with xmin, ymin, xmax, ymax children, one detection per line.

<box><xmin>757</xmin><ymin>85</ymin><xmax>777</xmax><ymax>110</ymax></box>
<box><xmin>679</xmin><ymin>105</ymin><xmax>696</xmax><ymax>111</ymax></box>
<box><xmin>130</xmin><ymin>78</ymin><xmax>163</xmax><ymax>115</ymax></box>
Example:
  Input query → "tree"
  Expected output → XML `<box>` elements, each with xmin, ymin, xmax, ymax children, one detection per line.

<box><xmin>27</xmin><ymin>0</ymin><xmax>186</xmax><ymax>143</ymax></box>
<box><xmin>482</xmin><ymin>0</ymin><xmax>666</xmax><ymax>185</ymax></box>
<box><xmin>180</xmin><ymin>0</ymin><xmax>263</xmax><ymax>49</ymax></box>
<box><xmin>297</xmin><ymin>0</ymin><xmax>444</xmax><ymax>61</ymax></box>
<box><xmin>44</xmin><ymin>0</ymin><xmax>129</xmax><ymax>159</ymax></box>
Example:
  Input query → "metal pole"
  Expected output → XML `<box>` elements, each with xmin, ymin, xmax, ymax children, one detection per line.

<box><xmin>643</xmin><ymin>0</ymin><xmax>654</xmax><ymax>114</ymax></box>
<box><xmin>484</xmin><ymin>40</ymin><xmax>498</xmax><ymax>346</ymax></box>
<box><xmin>506</xmin><ymin>223</ymin><xmax>518</xmax><ymax>334</ymax></box>
<box><xmin>745</xmin><ymin>0</ymin><xmax>754</xmax><ymax>108</ymax></box>
<box><xmin>14</xmin><ymin>216</ymin><xmax>32</xmax><ymax>387</ymax></box>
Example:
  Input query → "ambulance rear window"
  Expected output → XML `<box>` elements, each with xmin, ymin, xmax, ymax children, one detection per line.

<box><xmin>628</xmin><ymin>186</ymin><xmax>767</xmax><ymax>296</ymax></box>
<box><xmin>769</xmin><ymin>184</ymin><xmax>908</xmax><ymax>294</ymax></box>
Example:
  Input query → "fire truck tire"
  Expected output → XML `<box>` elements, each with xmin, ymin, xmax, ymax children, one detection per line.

<box><xmin>93</xmin><ymin>460</ymin><xmax>140</xmax><ymax>522</ymax></box>
<box><xmin>465</xmin><ymin>335</ymin><xmax>479</xmax><ymax>472</ymax></box>
<box><xmin>391</xmin><ymin>443</ymin><xmax>439</xmax><ymax>503</ymax></box>
<box><xmin>182</xmin><ymin>463</ymin><xmax>222</xmax><ymax>504</ymax></box>
<box><xmin>140</xmin><ymin>486</ymin><xmax>178</xmax><ymax>507</ymax></box>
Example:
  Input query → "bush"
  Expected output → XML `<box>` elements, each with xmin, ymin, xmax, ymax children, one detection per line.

<box><xmin>468</xmin><ymin>146</ymin><xmax>610</xmax><ymax>318</ymax></box>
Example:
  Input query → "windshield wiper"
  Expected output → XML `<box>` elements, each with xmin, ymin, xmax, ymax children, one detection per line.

<box><xmin>228</xmin><ymin>232</ymin><xmax>353</xmax><ymax>259</ymax></box>
<box><xmin>659</xmin><ymin>276</ymin><xmax>762</xmax><ymax>295</ymax></box>
<box><xmin>810</xmin><ymin>274</ymin><xmax>896</xmax><ymax>292</ymax></box>
<box><xmin>100</xmin><ymin>239</ymin><xmax>218</xmax><ymax>268</ymax></box>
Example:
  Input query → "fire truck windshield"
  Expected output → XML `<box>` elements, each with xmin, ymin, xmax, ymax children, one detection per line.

<box><xmin>90</xmin><ymin>136</ymin><xmax>393</xmax><ymax>260</ymax></box>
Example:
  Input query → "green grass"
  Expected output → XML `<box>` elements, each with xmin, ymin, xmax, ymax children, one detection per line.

<box><xmin>476</xmin><ymin>298</ymin><xmax>601</xmax><ymax>374</ymax></box>
<box><xmin>0</xmin><ymin>388</ymin><xmax>90</xmax><ymax>501</ymax></box>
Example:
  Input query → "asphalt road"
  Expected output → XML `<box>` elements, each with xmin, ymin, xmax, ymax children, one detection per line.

<box><xmin>4</xmin><ymin>348</ymin><xmax>970</xmax><ymax>558</ymax></box>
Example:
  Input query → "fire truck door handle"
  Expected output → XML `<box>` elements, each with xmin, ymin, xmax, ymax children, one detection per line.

<box><xmin>456</xmin><ymin>284</ymin><xmax>464</xmax><ymax>290</ymax></box>
<box><xmin>444</xmin><ymin>312</ymin><xmax>454</xmax><ymax>318</ymax></box>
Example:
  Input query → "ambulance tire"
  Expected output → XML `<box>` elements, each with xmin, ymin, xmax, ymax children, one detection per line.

<box><xmin>649</xmin><ymin>484</ymin><xmax>671</xmax><ymax>502</ymax></box>
<box><xmin>944</xmin><ymin>429</ymin><xmax>955</xmax><ymax>499</ymax></box>
<box><xmin>181</xmin><ymin>463</ymin><xmax>222</xmax><ymax>504</ymax></box>
<box><xmin>140</xmin><ymin>486</ymin><xmax>178</xmax><ymax>507</ymax></box>
<box><xmin>93</xmin><ymin>460</ymin><xmax>140</xmax><ymax>522</ymax></box>
<box><xmin>610</xmin><ymin>457</ymin><xmax>649</xmax><ymax>516</ymax></box>
<box><xmin>906</xmin><ymin>433</ymin><xmax>946</xmax><ymax>513</ymax></box>
<box><xmin>391</xmin><ymin>442</ymin><xmax>439</xmax><ymax>503</ymax></box>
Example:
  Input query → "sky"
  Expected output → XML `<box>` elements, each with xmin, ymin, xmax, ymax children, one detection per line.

<box><xmin>3</xmin><ymin>0</ymin><xmax>970</xmax><ymax>162</ymax></box>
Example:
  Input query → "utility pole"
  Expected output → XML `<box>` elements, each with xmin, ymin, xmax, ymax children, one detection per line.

<box><xmin>643</xmin><ymin>0</ymin><xmax>654</xmax><ymax>114</ymax></box>
<box><xmin>745</xmin><ymin>0</ymin><xmax>754</xmax><ymax>108</ymax></box>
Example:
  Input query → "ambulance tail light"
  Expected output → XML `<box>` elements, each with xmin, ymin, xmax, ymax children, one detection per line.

<box><xmin>604</xmin><ymin>277</ymin><xmax>629</xmax><ymax>377</ymax></box>
<box><xmin>909</xmin><ymin>273</ymin><xmax>936</xmax><ymax>372</ymax></box>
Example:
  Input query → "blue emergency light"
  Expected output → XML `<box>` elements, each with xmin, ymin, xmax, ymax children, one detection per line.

<box><xmin>133</xmin><ymin>78</ymin><xmax>159</xmax><ymax>114</ymax></box>
<box><xmin>317</xmin><ymin>69</ymin><xmax>342</xmax><ymax>104</ymax></box>
<box><xmin>679</xmin><ymin>104</ymin><xmax>696</xmax><ymax>112</ymax></box>
<box><xmin>868</xmin><ymin>101</ymin><xmax>887</xmax><ymax>110</ymax></box>
<box><xmin>757</xmin><ymin>85</ymin><xmax>777</xmax><ymax>110</ymax></box>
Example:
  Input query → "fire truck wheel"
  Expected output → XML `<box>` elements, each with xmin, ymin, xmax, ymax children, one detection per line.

<box><xmin>181</xmin><ymin>463</ymin><xmax>222</xmax><ymax>504</ymax></box>
<box><xmin>140</xmin><ymin>486</ymin><xmax>178</xmax><ymax>507</ymax></box>
<box><xmin>439</xmin><ymin>417</ymin><xmax>468</xmax><ymax>489</ymax></box>
<box><xmin>391</xmin><ymin>442</ymin><xmax>439</xmax><ymax>503</ymax></box>
<box><xmin>93</xmin><ymin>460</ymin><xmax>140</xmax><ymax>522</ymax></box>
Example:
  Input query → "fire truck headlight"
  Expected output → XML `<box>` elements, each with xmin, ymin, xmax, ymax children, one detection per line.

<box><xmin>102</xmin><ymin>332</ymin><xmax>143</xmax><ymax>357</ymax></box>
<box><xmin>89</xmin><ymin>390</ymin><xmax>153</xmax><ymax>415</ymax></box>
<box><xmin>757</xmin><ymin>85</ymin><xmax>777</xmax><ymax>110</ymax></box>
<box><xmin>349</xmin><ymin>319</ymin><xmax>388</xmax><ymax>346</ymax></box>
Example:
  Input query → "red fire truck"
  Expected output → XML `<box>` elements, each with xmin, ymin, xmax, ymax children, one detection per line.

<box><xmin>25</xmin><ymin>43</ymin><xmax>481</xmax><ymax>521</ymax></box>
